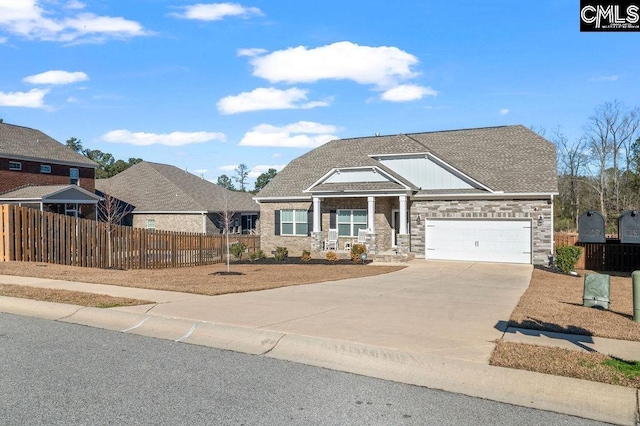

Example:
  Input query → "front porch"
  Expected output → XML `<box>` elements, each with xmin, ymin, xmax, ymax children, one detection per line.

<box><xmin>309</xmin><ymin>194</ymin><xmax>413</xmax><ymax>259</ymax></box>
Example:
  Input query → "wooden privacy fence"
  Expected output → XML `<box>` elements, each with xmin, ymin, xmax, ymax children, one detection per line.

<box><xmin>554</xmin><ymin>233</ymin><xmax>640</xmax><ymax>272</ymax></box>
<box><xmin>0</xmin><ymin>204</ymin><xmax>259</xmax><ymax>269</ymax></box>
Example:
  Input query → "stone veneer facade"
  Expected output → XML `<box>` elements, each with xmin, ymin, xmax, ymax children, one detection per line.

<box><xmin>260</xmin><ymin>197</ymin><xmax>400</xmax><ymax>256</ymax></box>
<box><xmin>260</xmin><ymin>197</ymin><xmax>553</xmax><ymax>264</ymax></box>
<box><xmin>131</xmin><ymin>213</ymin><xmax>227</xmax><ymax>234</ymax></box>
<box><xmin>409</xmin><ymin>198</ymin><xmax>553</xmax><ymax>265</ymax></box>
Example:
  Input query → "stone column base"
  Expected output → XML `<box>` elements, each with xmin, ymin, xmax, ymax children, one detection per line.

<box><xmin>311</xmin><ymin>231</ymin><xmax>323</xmax><ymax>252</ymax></box>
<box><xmin>367</xmin><ymin>233</ymin><xmax>378</xmax><ymax>255</ymax></box>
<box><xmin>397</xmin><ymin>233</ymin><xmax>411</xmax><ymax>255</ymax></box>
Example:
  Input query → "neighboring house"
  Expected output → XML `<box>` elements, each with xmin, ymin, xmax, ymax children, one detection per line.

<box><xmin>96</xmin><ymin>161</ymin><xmax>259</xmax><ymax>234</ymax></box>
<box><xmin>0</xmin><ymin>122</ymin><xmax>101</xmax><ymax>219</ymax></box>
<box><xmin>255</xmin><ymin>125</ymin><xmax>558</xmax><ymax>265</ymax></box>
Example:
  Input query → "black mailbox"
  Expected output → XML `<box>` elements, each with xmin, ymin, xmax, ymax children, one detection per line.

<box><xmin>618</xmin><ymin>210</ymin><xmax>640</xmax><ymax>244</ymax></box>
<box><xmin>578</xmin><ymin>211</ymin><xmax>605</xmax><ymax>243</ymax></box>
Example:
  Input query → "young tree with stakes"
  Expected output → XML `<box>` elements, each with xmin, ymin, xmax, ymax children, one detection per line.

<box><xmin>97</xmin><ymin>189</ymin><xmax>133</xmax><ymax>269</ymax></box>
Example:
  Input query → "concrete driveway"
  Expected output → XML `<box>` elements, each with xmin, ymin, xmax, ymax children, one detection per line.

<box><xmin>149</xmin><ymin>260</ymin><xmax>532</xmax><ymax>364</ymax></box>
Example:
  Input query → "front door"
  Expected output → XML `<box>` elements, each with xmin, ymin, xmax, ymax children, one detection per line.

<box><xmin>392</xmin><ymin>210</ymin><xmax>410</xmax><ymax>247</ymax></box>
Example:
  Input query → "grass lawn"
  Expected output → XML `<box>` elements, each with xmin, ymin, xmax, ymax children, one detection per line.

<box><xmin>492</xmin><ymin>267</ymin><xmax>640</xmax><ymax>388</ymax></box>
<box><xmin>0</xmin><ymin>283</ymin><xmax>153</xmax><ymax>308</ymax></box>
<box><xmin>0</xmin><ymin>260</ymin><xmax>405</xmax><ymax>297</ymax></box>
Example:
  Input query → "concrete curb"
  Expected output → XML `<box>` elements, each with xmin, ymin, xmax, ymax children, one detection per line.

<box><xmin>266</xmin><ymin>334</ymin><xmax>637</xmax><ymax>426</ymax></box>
<box><xmin>0</xmin><ymin>296</ymin><xmax>82</xmax><ymax>320</ymax></box>
<box><xmin>1</xmin><ymin>299</ymin><xmax>637</xmax><ymax>425</ymax></box>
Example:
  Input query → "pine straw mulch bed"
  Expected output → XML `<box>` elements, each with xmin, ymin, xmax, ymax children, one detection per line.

<box><xmin>508</xmin><ymin>267</ymin><xmax>640</xmax><ymax>342</ymax></box>
<box><xmin>0</xmin><ymin>283</ymin><xmax>153</xmax><ymax>308</ymax></box>
<box><xmin>493</xmin><ymin>267</ymin><xmax>640</xmax><ymax>388</ymax></box>
<box><xmin>491</xmin><ymin>341</ymin><xmax>640</xmax><ymax>389</ymax></box>
<box><xmin>0</xmin><ymin>260</ymin><xmax>405</xmax><ymax>297</ymax></box>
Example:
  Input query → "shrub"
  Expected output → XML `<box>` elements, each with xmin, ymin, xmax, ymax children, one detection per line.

<box><xmin>555</xmin><ymin>245</ymin><xmax>583</xmax><ymax>274</ymax></box>
<box><xmin>248</xmin><ymin>252</ymin><xmax>259</xmax><ymax>262</ymax></box>
<box><xmin>350</xmin><ymin>243</ymin><xmax>367</xmax><ymax>263</ymax></box>
<box><xmin>325</xmin><ymin>250</ymin><xmax>339</xmax><ymax>262</ymax></box>
<box><xmin>256</xmin><ymin>249</ymin><xmax>266</xmax><ymax>259</ymax></box>
<box><xmin>301</xmin><ymin>250</ymin><xmax>312</xmax><ymax>262</ymax></box>
<box><xmin>274</xmin><ymin>246</ymin><xmax>288</xmax><ymax>262</ymax></box>
<box><xmin>230</xmin><ymin>242</ymin><xmax>247</xmax><ymax>260</ymax></box>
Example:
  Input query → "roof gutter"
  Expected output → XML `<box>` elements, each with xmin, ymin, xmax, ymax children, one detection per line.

<box><xmin>2</xmin><ymin>154</ymin><xmax>98</xmax><ymax>169</ymax></box>
<box><xmin>413</xmin><ymin>192</ymin><xmax>559</xmax><ymax>200</ymax></box>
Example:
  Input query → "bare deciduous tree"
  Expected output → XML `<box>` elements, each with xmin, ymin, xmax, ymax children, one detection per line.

<box><xmin>218</xmin><ymin>189</ymin><xmax>235</xmax><ymax>273</ymax></box>
<box><xmin>585</xmin><ymin>100</ymin><xmax>640</xmax><ymax>220</ymax></box>
<box><xmin>552</xmin><ymin>127</ymin><xmax>588</xmax><ymax>228</ymax></box>
<box><xmin>97</xmin><ymin>189</ymin><xmax>133</xmax><ymax>268</ymax></box>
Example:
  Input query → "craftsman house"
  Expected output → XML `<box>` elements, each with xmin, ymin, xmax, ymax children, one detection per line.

<box><xmin>0</xmin><ymin>122</ymin><xmax>100</xmax><ymax>219</ymax></box>
<box><xmin>96</xmin><ymin>161</ymin><xmax>259</xmax><ymax>234</ymax></box>
<box><xmin>255</xmin><ymin>125</ymin><xmax>558</xmax><ymax>264</ymax></box>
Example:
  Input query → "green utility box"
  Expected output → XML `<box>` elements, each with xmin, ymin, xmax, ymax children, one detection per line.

<box><xmin>633</xmin><ymin>271</ymin><xmax>640</xmax><ymax>323</ymax></box>
<box><xmin>583</xmin><ymin>273</ymin><xmax>610</xmax><ymax>310</ymax></box>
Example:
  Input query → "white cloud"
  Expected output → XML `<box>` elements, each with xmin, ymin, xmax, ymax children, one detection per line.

<box><xmin>172</xmin><ymin>3</ymin><xmax>263</xmax><ymax>21</ymax></box>
<box><xmin>237</xmin><ymin>47</ymin><xmax>267</xmax><ymax>57</ymax></box>
<box><xmin>0</xmin><ymin>1</ymin><xmax>148</xmax><ymax>43</ymax></box>
<box><xmin>66</xmin><ymin>96</ymin><xmax>80</xmax><ymax>103</ymax></box>
<box><xmin>248</xmin><ymin>164</ymin><xmax>285</xmax><ymax>178</ymax></box>
<box><xmin>0</xmin><ymin>36</ymin><xmax>6</xmax><ymax>43</ymax></box>
<box><xmin>588</xmin><ymin>75</ymin><xmax>619</xmax><ymax>82</ymax></box>
<box><xmin>219</xmin><ymin>164</ymin><xmax>238</xmax><ymax>171</ymax></box>
<box><xmin>194</xmin><ymin>168</ymin><xmax>208</xmax><ymax>174</ymax></box>
<box><xmin>0</xmin><ymin>88</ymin><xmax>49</xmax><ymax>108</ymax></box>
<box><xmin>499</xmin><ymin>109</ymin><xmax>510</xmax><ymax>116</ymax></box>
<box><xmin>239</xmin><ymin>121</ymin><xmax>339</xmax><ymax>148</ymax></box>
<box><xmin>100</xmin><ymin>129</ymin><xmax>226</xmax><ymax>146</ymax></box>
<box><xmin>271</xmin><ymin>153</ymin><xmax>282</xmax><ymax>158</ymax></box>
<box><xmin>247</xmin><ymin>41</ymin><xmax>420</xmax><ymax>88</ymax></box>
<box><xmin>23</xmin><ymin>70</ymin><xmax>89</xmax><ymax>85</ymax></box>
<box><xmin>65</xmin><ymin>1</ymin><xmax>85</xmax><ymax>10</ymax></box>
<box><xmin>217</xmin><ymin>87</ymin><xmax>330</xmax><ymax>114</ymax></box>
<box><xmin>380</xmin><ymin>84</ymin><xmax>437</xmax><ymax>102</ymax></box>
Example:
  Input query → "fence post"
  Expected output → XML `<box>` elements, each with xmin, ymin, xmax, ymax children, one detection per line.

<box><xmin>633</xmin><ymin>271</ymin><xmax>640</xmax><ymax>323</ymax></box>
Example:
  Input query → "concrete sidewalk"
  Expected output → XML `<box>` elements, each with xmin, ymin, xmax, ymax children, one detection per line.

<box><xmin>1</xmin><ymin>261</ymin><xmax>639</xmax><ymax>425</ymax></box>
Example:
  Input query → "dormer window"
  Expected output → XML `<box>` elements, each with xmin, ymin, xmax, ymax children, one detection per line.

<box><xmin>9</xmin><ymin>161</ymin><xmax>21</xmax><ymax>171</ymax></box>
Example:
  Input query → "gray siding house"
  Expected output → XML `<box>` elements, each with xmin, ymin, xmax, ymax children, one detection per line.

<box><xmin>255</xmin><ymin>125</ymin><xmax>558</xmax><ymax>264</ymax></box>
<box><xmin>96</xmin><ymin>162</ymin><xmax>259</xmax><ymax>234</ymax></box>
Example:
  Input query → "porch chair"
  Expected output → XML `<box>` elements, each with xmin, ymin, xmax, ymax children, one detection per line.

<box><xmin>324</xmin><ymin>229</ymin><xmax>338</xmax><ymax>251</ymax></box>
<box><xmin>357</xmin><ymin>228</ymin><xmax>368</xmax><ymax>246</ymax></box>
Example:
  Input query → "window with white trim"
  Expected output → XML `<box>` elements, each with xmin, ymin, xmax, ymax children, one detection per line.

<box><xmin>337</xmin><ymin>209</ymin><xmax>367</xmax><ymax>237</ymax></box>
<box><xmin>40</xmin><ymin>164</ymin><xmax>51</xmax><ymax>173</ymax></box>
<box><xmin>70</xmin><ymin>168</ymin><xmax>79</xmax><ymax>185</ymax></box>
<box><xmin>9</xmin><ymin>161</ymin><xmax>22</xmax><ymax>171</ymax></box>
<box><xmin>146</xmin><ymin>219</ymin><xmax>156</xmax><ymax>229</ymax></box>
<box><xmin>281</xmin><ymin>209</ymin><xmax>308</xmax><ymax>236</ymax></box>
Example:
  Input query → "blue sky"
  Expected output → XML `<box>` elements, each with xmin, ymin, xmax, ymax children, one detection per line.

<box><xmin>1</xmin><ymin>1</ymin><xmax>638</xmax><ymax>187</ymax></box>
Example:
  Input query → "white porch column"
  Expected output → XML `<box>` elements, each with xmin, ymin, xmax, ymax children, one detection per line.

<box><xmin>313</xmin><ymin>197</ymin><xmax>321</xmax><ymax>232</ymax></box>
<box><xmin>367</xmin><ymin>196</ymin><xmax>376</xmax><ymax>232</ymax></box>
<box><xmin>399</xmin><ymin>195</ymin><xmax>407</xmax><ymax>234</ymax></box>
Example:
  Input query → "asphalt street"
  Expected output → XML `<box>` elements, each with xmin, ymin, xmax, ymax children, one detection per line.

<box><xmin>0</xmin><ymin>313</ymin><xmax>605</xmax><ymax>426</ymax></box>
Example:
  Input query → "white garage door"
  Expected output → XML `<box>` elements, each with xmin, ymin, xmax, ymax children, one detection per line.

<box><xmin>425</xmin><ymin>219</ymin><xmax>532</xmax><ymax>264</ymax></box>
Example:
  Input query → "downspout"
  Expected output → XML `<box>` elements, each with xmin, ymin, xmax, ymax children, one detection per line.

<box><xmin>202</xmin><ymin>212</ymin><xmax>206</xmax><ymax>234</ymax></box>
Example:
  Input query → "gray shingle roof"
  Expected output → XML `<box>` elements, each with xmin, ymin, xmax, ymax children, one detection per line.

<box><xmin>0</xmin><ymin>185</ymin><xmax>71</xmax><ymax>198</ymax></box>
<box><xmin>257</xmin><ymin>125</ymin><xmax>558</xmax><ymax>198</ymax></box>
<box><xmin>95</xmin><ymin>162</ymin><xmax>258</xmax><ymax>213</ymax></box>
<box><xmin>0</xmin><ymin>122</ymin><xmax>97</xmax><ymax>167</ymax></box>
<box><xmin>0</xmin><ymin>184</ymin><xmax>101</xmax><ymax>202</ymax></box>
